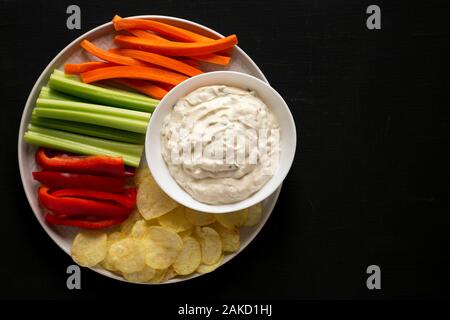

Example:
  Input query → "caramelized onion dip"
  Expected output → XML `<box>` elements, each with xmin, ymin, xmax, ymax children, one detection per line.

<box><xmin>161</xmin><ymin>85</ymin><xmax>279</xmax><ymax>204</ymax></box>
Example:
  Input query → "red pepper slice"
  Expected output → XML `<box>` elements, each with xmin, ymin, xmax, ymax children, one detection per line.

<box><xmin>45</xmin><ymin>213</ymin><xmax>126</xmax><ymax>229</ymax></box>
<box><xmin>51</xmin><ymin>188</ymin><xmax>136</xmax><ymax>209</ymax></box>
<box><xmin>32</xmin><ymin>171</ymin><xmax>125</xmax><ymax>193</ymax></box>
<box><xmin>38</xmin><ymin>186</ymin><xmax>132</xmax><ymax>217</ymax></box>
<box><xmin>36</xmin><ymin>148</ymin><xmax>125</xmax><ymax>178</ymax></box>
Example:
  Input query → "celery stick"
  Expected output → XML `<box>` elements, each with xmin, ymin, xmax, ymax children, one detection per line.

<box><xmin>24</xmin><ymin>131</ymin><xmax>140</xmax><ymax>167</ymax></box>
<box><xmin>27</xmin><ymin>124</ymin><xmax>143</xmax><ymax>157</ymax></box>
<box><xmin>36</xmin><ymin>98</ymin><xmax>151</xmax><ymax>122</ymax></box>
<box><xmin>31</xmin><ymin>115</ymin><xmax>145</xmax><ymax>144</ymax></box>
<box><xmin>51</xmin><ymin>71</ymin><xmax>155</xmax><ymax>102</ymax></box>
<box><xmin>39</xmin><ymin>86</ymin><xmax>84</xmax><ymax>102</ymax></box>
<box><xmin>34</xmin><ymin>107</ymin><xmax>148</xmax><ymax>134</ymax></box>
<box><xmin>53</xmin><ymin>70</ymin><xmax>152</xmax><ymax>102</ymax></box>
<box><xmin>49</xmin><ymin>72</ymin><xmax>158</xmax><ymax>112</ymax></box>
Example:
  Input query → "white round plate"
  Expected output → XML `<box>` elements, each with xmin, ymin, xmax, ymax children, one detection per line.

<box><xmin>18</xmin><ymin>15</ymin><xmax>282</xmax><ymax>284</ymax></box>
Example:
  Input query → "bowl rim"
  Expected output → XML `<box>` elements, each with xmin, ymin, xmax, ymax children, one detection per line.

<box><xmin>146</xmin><ymin>70</ymin><xmax>297</xmax><ymax>213</ymax></box>
<box><xmin>17</xmin><ymin>15</ymin><xmax>283</xmax><ymax>284</ymax></box>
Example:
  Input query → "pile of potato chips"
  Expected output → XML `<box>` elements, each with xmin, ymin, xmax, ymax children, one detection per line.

<box><xmin>71</xmin><ymin>166</ymin><xmax>263</xmax><ymax>283</ymax></box>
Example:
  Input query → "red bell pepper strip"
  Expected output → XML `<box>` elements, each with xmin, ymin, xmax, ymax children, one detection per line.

<box><xmin>32</xmin><ymin>171</ymin><xmax>125</xmax><ymax>193</ymax></box>
<box><xmin>38</xmin><ymin>186</ymin><xmax>132</xmax><ymax>217</ymax></box>
<box><xmin>45</xmin><ymin>213</ymin><xmax>127</xmax><ymax>229</ymax></box>
<box><xmin>51</xmin><ymin>188</ymin><xmax>136</xmax><ymax>209</ymax></box>
<box><xmin>36</xmin><ymin>148</ymin><xmax>125</xmax><ymax>178</ymax></box>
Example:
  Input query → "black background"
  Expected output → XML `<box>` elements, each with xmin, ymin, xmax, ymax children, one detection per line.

<box><xmin>0</xmin><ymin>0</ymin><xmax>449</xmax><ymax>300</ymax></box>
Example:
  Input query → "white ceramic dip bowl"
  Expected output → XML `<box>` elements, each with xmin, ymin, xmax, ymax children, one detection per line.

<box><xmin>145</xmin><ymin>71</ymin><xmax>296</xmax><ymax>213</ymax></box>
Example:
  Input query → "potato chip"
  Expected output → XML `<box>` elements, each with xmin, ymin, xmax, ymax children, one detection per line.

<box><xmin>101</xmin><ymin>232</ymin><xmax>126</xmax><ymax>271</ymax></box>
<box><xmin>145</xmin><ymin>243</ymin><xmax>174</xmax><ymax>270</ymax></box>
<box><xmin>130</xmin><ymin>220</ymin><xmax>149</xmax><ymax>238</ymax></box>
<box><xmin>101</xmin><ymin>256</ymin><xmax>117</xmax><ymax>272</ymax></box>
<box><xmin>108</xmin><ymin>238</ymin><xmax>146</xmax><ymax>274</ymax></box>
<box><xmin>212</xmin><ymin>222</ymin><xmax>240</xmax><ymax>252</ymax></box>
<box><xmin>71</xmin><ymin>231</ymin><xmax>107</xmax><ymax>267</ymax></box>
<box><xmin>146</xmin><ymin>218</ymin><xmax>160</xmax><ymax>227</ymax></box>
<box><xmin>144</xmin><ymin>227</ymin><xmax>183</xmax><ymax>269</ymax></box>
<box><xmin>124</xmin><ymin>266</ymin><xmax>156</xmax><ymax>283</ymax></box>
<box><xmin>185</xmin><ymin>208</ymin><xmax>216</xmax><ymax>226</ymax></box>
<box><xmin>178</xmin><ymin>227</ymin><xmax>194</xmax><ymax>239</ymax></box>
<box><xmin>158</xmin><ymin>206</ymin><xmax>192</xmax><ymax>232</ymax></box>
<box><xmin>195</xmin><ymin>227</ymin><xmax>222</xmax><ymax>265</ymax></box>
<box><xmin>216</xmin><ymin>209</ymin><xmax>248</xmax><ymax>229</ymax></box>
<box><xmin>107</xmin><ymin>231</ymin><xmax>126</xmax><ymax>243</ymax></box>
<box><xmin>245</xmin><ymin>203</ymin><xmax>263</xmax><ymax>226</ymax></box>
<box><xmin>148</xmin><ymin>268</ymin><xmax>167</xmax><ymax>283</ymax></box>
<box><xmin>173</xmin><ymin>237</ymin><xmax>201</xmax><ymax>275</ymax></box>
<box><xmin>137</xmin><ymin>178</ymin><xmax>178</xmax><ymax>220</ymax></box>
<box><xmin>162</xmin><ymin>267</ymin><xmax>177</xmax><ymax>282</ymax></box>
<box><xmin>197</xmin><ymin>254</ymin><xmax>224</xmax><ymax>274</ymax></box>
<box><xmin>120</xmin><ymin>209</ymin><xmax>143</xmax><ymax>234</ymax></box>
<box><xmin>134</xmin><ymin>166</ymin><xmax>150</xmax><ymax>186</ymax></box>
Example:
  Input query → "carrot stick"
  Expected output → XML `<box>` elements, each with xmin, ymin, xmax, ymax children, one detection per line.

<box><xmin>112</xmin><ymin>79</ymin><xmax>167</xmax><ymax>100</ymax></box>
<box><xmin>130</xmin><ymin>29</ymin><xmax>231</xmax><ymax>66</ymax></box>
<box><xmin>155</xmin><ymin>82</ymin><xmax>175</xmax><ymax>91</ymax></box>
<box><xmin>80</xmin><ymin>39</ymin><xmax>148</xmax><ymax>67</ymax></box>
<box><xmin>114</xmin><ymin>18</ymin><xmax>214</xmax><ymax>42</ymax></box>
<box><xmin>113</xmin><ymin>16</ymin><xmax>231</xmax><ymax>65</ymax></box>
<box><xmin>64</xmin><ymin>61</ymin><xmax>116</xmax><ymax>74</ymax></box>
<box><xmin>80</xmin><ymin>65</ymin><xmax>188</xmax><ymax>86</ymax></box>
<box><xmin>110</xmin><ymin>48</ymin><xmax>202</xmax><ymax>77</ymax></box>
<box><xmin>114</xmin><ymin>34</ymin><xmax>238</xmax><ymax>56</ymax></box>
<box><xmin>128</xmin><ymin>29</ymin><xmax>169</xmax><ymax>42</ymax></box>
<box><xmin>189</xmin><ymin>54</ymin><xmax>231</xmax><ymax>66</ymax></box>
<box><xmin>113</xmin><ymin>16</ymin><xmax>172</xmax><ymax>43</ymax></box>
<box><xmin>112</xmin><ymin>15</ymin><xmax>122</xmax><ymax>24</ymax></box>
<box><xmin>176</xmin><ymin>58</ymin><xmax>199</xmax><ymax>67</ymax></box>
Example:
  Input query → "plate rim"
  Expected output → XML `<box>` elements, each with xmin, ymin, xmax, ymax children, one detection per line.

<box><xmin>17</xmin><ymin>15</ymin><xmax>282</xmax><ymax>284</ymax></box>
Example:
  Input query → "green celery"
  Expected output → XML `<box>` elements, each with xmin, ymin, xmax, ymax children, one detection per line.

<box><xmin>27</xmin><ymin>124</ymin><xmax>143</xmax><ymax>157</ymax></box>
<box><xmin>49</xmin><ymin>71</ymin><xmax>158</xmax><ymax>112</ymax></box>
<box><xmin>28</xmin><ymin>124</ymin><xmax>143</xmax><ymax>156</ymax></box>
<box><xmin>31</xmin><ymin>115</ymin><xmax>145</xmax><ymax>144</ymax></box>
<box><xmin>53</xmin><ymin>70</ymin><xmax>152</xmax><ymax>102</ymax></box>
<box><xmin>36</xmin><ymin>98</ymin><xmax>151</xmax><ymax>122</ymax></box>
<box><xmin>50</xmin><ymin>71</ymin><xmax>151</xmax><ymax>105</ymax></box>
<box><xmin>39</xmin><ymin>86</ymin><xmax>83</xmax><ymax>102</ymax></box>
<box><xmin>34</xmin><ymin>107</ymin><xmax>148</xmax><ymax>134</ymax></box>
<box><xmin>24</xmin><ymin>130</ymin><xmax>140</xmax><ymax>167</ymax></box>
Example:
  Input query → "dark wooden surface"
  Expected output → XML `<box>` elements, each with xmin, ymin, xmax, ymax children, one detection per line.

<box><xmin>0</xmin><ymin>0</ymin><xmax>449</xmax><ymax>299</ymax></box>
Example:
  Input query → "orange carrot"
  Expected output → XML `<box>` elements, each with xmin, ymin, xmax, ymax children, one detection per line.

<box><xmin>155</xmin><ymin>82</ymin><xmax>175</xmax><ymax>91</ymax></box>
<box><xmin>110</xmin><ymin>48</ymin><xmax>202</xmax><ymax>77</ymax></box>
<box><xmin>114</xmin><ymin>15</ymin><xmax>231</xmax><ymax>65</ymax></box>
<box><xmin>112</xmin><ymin>79</ymin><xmax>167</xmax><ymax>100</ymax></box>
<box><xmin>80</xmin><ymin>39</ymin><xmax>148</xmax><ymax>67</ymax></box>
<box><xmin>113</xmin><ymin>16</ymin><xmax>170</xmax><ymax>42</ymax></box>
<box><xmin>189</xmin><ymin>54</ymin><xmax>231</xmax><ymax>66</ymax></box>
<box><xmin>64</xmin><ymin>61</ymin><xmax>115</xmax><ymax>74</ymax></box>
<box><xmin>128</xmin><ymin>29</ymin><xmax>170</xmax><ymax>42</ymax></box>
<box><xmin>176</xmin><ymin>58</ymin><xmax>199</xmax><ymax>67</ymax></box>
<box><xmin>112</xmin><ymin>15</ymin><xmax>122</xmax><ymax>24</ymax></box>
<box><xmin>130</xmin><ymin>29</ymin><xmax>231</xmax><ymax>66</ymax></box>
<box><xmin>114</xmin><ymin>18</ymin><xmax>214</xmax><ymax>42</ymax></box>
<box><xmin>114</xmin><ymin>34</ymin><xmax>238</xmax><ymax>56</ymax></box>
<box><xmin>80</xmin><ymin>65</ymin><xmax>188</xmax><ymax>86</ymax></box>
